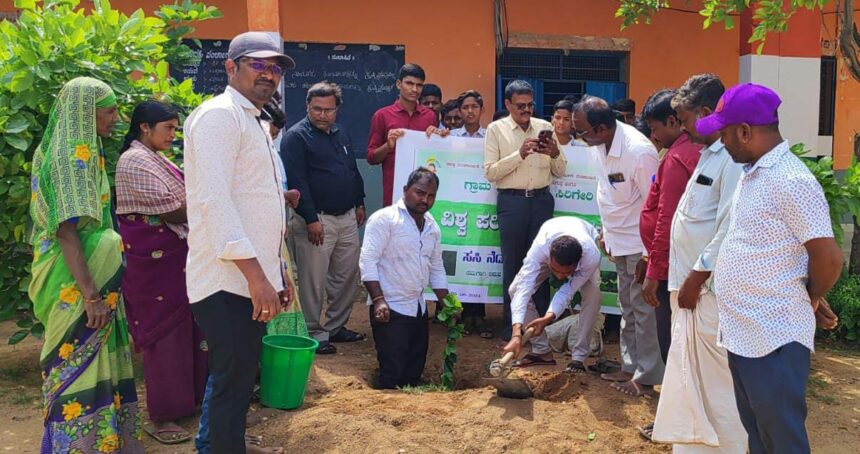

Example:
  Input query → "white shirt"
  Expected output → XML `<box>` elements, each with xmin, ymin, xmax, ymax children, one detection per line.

<box><xmin>714</xmin><ymin>141</ymin><xmax>833</xmax><ymax>358</ymax></box>
<box><xmin>359</xmin><ymin>199</ymin><xmax>448</xmax><ymax>316</ymax></box>
<box><xmin>668</xmin><ymin>140</ymin><xmax>743</xmax><ymax>291</ymax></box>
<box><xmin>450</xmin><ymin>126</ymin><xmax>487</xmax><ymax>138</ymax></box>
<box><xmin>184</xmin><ymin>86</ymin><xmax>286</xmax><ymax>303</ymax></box>
<box><xmin>509</xmin><ymin>217</ymin><xmax>602</xmax><ymax>325</ymax></box>
<box><xmin>590</xmin><ymin>121</ymin><xmax>659</xmax><ymax>256</ymax></box>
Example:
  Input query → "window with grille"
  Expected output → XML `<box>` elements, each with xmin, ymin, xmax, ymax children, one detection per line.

<box><xmin>819</xmin><ymin>56</ymin><xmax>836</xmax><ymax>136</ymax></box>
<box><xmin>497</xmin><ymin>49</ymin><xmax>628</xmax><ymax>119</ymax></box>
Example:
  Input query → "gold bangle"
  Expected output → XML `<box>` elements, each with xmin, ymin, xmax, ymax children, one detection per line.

<box><xmin>371</xmin><ymin>295</ymin><xmax>385</xmax><ymax>303</ymax></box>
<box><xmin>84</xmin><ymin>296</ymin><xmax>102</xmax><ymax>304</ymax></box>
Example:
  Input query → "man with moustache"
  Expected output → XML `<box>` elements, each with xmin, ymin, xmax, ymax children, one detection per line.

<box><xmin>184</xmin><ymin>31</ymin><xmax>293</xmax><ymax>454</ymax></box>
<box><xmin>360</xmin><ymin>168</ymin><xmax>449</xmax><ymax>389</ymax></box>
<box><xmin>484</xmin><ymin>79</ymin><xmax>568</xmax><ymax>341</ymax></box>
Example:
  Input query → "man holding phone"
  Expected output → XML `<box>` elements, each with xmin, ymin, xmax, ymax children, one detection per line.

<box><xmin>484</xmin><ymin>80</ymin><xmax>568</xmax><ymax>340</ymax></box>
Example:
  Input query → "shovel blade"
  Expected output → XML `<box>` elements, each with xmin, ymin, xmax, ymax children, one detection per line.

<box><xmin>482</xmin><ymin>377</ymin><xmax>533</xmax><ymax>399</ymax></box>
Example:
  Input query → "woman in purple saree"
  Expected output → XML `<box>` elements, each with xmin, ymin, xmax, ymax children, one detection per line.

<box><xmin>115</xmin><ymin>101</ymin><xmax>206</xmax><ymax>445</ymax></box>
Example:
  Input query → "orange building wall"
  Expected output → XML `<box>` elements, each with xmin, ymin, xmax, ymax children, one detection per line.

<box><xmin>1</xmin><ymin>0</ymin><xmax>737</xmax><ymax>118</ymax></box>
<box><xmin>278</xmin><ymin>0</ymin><xmax>497</xmax><ymax>121</ymax></box>
<box><xmin>503</xmin><ymin>0</ymin><xmax>739</xmax><ymax>111</ymax></box>
<box><xmin>823</xmin><ymin>9</ymin><xmax>860</xmax><ymax>169</ymax></box>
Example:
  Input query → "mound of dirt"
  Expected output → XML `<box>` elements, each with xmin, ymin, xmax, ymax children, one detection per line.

<box><xmin>2</xmin><ymin>301</ymin><xmax>859</xmax><ymax>453</ymax></box>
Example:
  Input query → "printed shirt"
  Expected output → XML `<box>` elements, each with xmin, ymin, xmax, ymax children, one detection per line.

<box><xmin>589</xmin><ymin>121</ymin><xmax>659</xmax><ymax>256</ymax></box>
<box><xmin>367</xmin><ymin>100</ymin><xmax>437</xmax><ymax>206</ymax></box>
<box><xmin>183</xmin><ymin>86</ymin><xmax>286</xmax><ymax>303</ymax></box>
<box><xmin>668</xmin><ymin>140</ymin><xmax>743</xmax><ymax>292</ymax></box>
<box><xmin>115</xmin><ymin>140</ymin><xmax>188</xmax><ymax>238</ymax></box>
<box><xmin>450</xmin><ymin>126</ymin><xmax>487</xmax><ymax>138</ymax></box>
<box><xmin>638</xmin><ymin>133</ymin><xmax>701</xmax><ymax>281</ymax></box>
<box><xmin>359</xmin><ymin>199</ymin><xmax>448</xmax><ymax>317</ymax></box>
<box><xmin>714</xmin><ymin>141</ymin><xmax>832</xmax><ymax>358</ymax></box>
<box><xmin>509</xmin><ymin>217</ymin><xmax>601</xmax><ymax>325</ymax></box>
<box><xmin>483</xmin><ymin>115</ymin><xmax>568</xmax><ymax>190</ymax></box>
<box><xmin>282</xmin><ymin>117</ymin><xmax>365</xmax><ymax>223</ymax></box>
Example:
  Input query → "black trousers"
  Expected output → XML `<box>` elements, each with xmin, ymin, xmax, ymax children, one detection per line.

<box><xmin>191</xmin><ymin>291</ymin><xmax>267</xmax><ymax>454</ymax></box>
<box><xmin>654</xmin><ymin>280</ymin><xmax>671</xmax><ymax>363</ymax></box>
<box><xmin>462</xmin><ymin>302</ymin><xmax>485</xmax><ymax>317</ymax></box>
<box><xmin>497</xmin><ymin>190</ymin><xmax>554</xmax><ymax>339</ymax></box>
<box><xmin>370</xmin><ymin>305</ymin><xmax>429</xmax><ymax>389</ymax></box>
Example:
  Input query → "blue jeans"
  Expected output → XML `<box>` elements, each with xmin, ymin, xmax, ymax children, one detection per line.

<box><xmin>728</xmin><ymin>342</ymin><xmax>811</xmax><ymax>454</ymax></box>
<box><xmin>195</xmin><ymin>375</ymin><xmax>214</xmax><ymax>453</ymax></box>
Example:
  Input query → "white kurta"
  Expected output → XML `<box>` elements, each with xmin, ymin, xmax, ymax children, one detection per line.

<box><xmin>652</xmin><ymin>291</ymin><xmax>747</xmax><ymax>453</ymax></box>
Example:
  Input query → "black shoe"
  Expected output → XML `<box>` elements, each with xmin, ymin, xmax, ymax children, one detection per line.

<box><xmin>316</xmin><ymin>342</ymin><xmax>337</xmax><ymax>354</ymax></box>
<box><xmin>329</xmin><ymin>328</ymin><xmax>367</xmax><ymax>343</ymax></box>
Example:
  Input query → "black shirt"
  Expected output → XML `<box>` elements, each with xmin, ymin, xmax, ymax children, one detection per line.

<box><xmin>281</xmin><ymin>117</ymin><xmax>365</xmax><ymax>223</ymax></box>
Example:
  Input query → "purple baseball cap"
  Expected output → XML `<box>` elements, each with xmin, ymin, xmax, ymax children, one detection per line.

<box><xmin>695</xmin><ymin>83</ymin><xmax>781</xmax><ymax>136</ymax></box>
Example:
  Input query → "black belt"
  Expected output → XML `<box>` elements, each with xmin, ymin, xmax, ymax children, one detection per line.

<box><xmin>498</xmin><ymin>187</ymin><xmax>549</xmax><ymax>198</ymax></box>
<box><xmin>317</xmin><ymin>208</ymin><xmax>352</xmax><ymax>216</ymax></box>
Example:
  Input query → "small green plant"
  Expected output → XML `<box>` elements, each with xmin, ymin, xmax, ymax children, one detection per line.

<box><xmin>822</xmin><ymin>273</ymin><xmax>860</xmax><ymax>343</ymax></box>
<box><xmin>436</xmin><ymin>293</ymin><xmax>465</xmax><ymax>390</ymax></box>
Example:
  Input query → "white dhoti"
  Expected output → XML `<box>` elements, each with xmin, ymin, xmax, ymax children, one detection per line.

<box><xmin>652</xmin><ymin>291</ymin><xmax>747</xmax><ymax>453</ymax></box>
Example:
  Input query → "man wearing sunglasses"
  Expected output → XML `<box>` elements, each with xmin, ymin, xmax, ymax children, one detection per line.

<box><xmin>484</xmin><ymin>79</ymin><xmax>568</xmax><ymax>342</ymax></box>
<box><xmin>572</xmin><ymin>96</ymin><xmax>661</xmax><ymax>398</ymax></box>
<box><xmin>185</xmin><ymin>31</ymin><xmax>294</xmax><ymax>454</ymax></box>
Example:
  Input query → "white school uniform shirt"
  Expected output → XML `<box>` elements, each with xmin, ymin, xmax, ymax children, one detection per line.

<box><xmin>715</xmin><ymin>141</ymin><xmax>833</xmax><ymax>358</ymax></box>
<box><xmin>668</xmin><ymin>139</ymin><xmax>743</xmax><ymax>292</ymax></box>
<box><xmin>509</xmin><ymin>217</ymin><xmax>602</xmax><ymax>325</ymax></box>
<box><xmin>589</xmin><ymin>121</ymin><xmax>659</xmax><ymax>256</ymax></box>
<box><xmin>359</xmin><ymin>199</ymin><xmax>449</xmax><ymax>316</ymax></box>
<box><xmin>449</xmin><ymin>126</ymin><xmax>487</xmax><ymax>138</ymax></box>
<box><xmin>184</xmin><ymin>86</ymin><xmax>287</xmax><ymax>303</ymax></box>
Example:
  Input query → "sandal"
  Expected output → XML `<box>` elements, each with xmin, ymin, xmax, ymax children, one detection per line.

<box><xmin>474</xmin><ymin>317</ymin><xmax>494</xmax><ymax>339</ymax></box>
<box><xmin>637</xmin><ymin>422</ymin><xmax>654</xmax><ymax>441</ymax></box>
<box><xmin>329</xmin><ymin>328</ymin><xmax>366</xmax><ymax>343</ymax></box>
<box><xmin>316</xmin><ymin>342</ymin><xmax>337</xmax><ymax>354</ymax></box>
<box><xmin>610</xmin><ymin>380</ymin><xmax>653</xmax><ymax>397</ymax></box>
<box><xmin>143</xmin><ymin>423</ymin><xmax>192</xmax><ymax>445</ymax></box>
<box><xmin>564</xmin><ymin>360</ymin><xmax>588</xmax><ymax>374</ymax></box>
<box><xmin>512</xmin><ymin>353</ymin><xmax>557</xmax><ymax>368</ymax></box>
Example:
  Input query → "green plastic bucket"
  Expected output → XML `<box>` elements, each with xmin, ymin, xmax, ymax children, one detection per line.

<box><xmin>260</xmin><ymin>334</ymin><xmax>319</xmax><ymax>410</ymax></box>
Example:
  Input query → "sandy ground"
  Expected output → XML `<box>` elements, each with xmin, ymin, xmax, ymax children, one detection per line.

<box><xmin>1</xmin><ymin>302</ymin><xmax>859</xmax><ymax>453</ymax></box>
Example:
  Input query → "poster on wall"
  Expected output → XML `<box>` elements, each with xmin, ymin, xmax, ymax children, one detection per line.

<box><xmin>391</xmin><ymin>130</ymin><xmax>619</xmax><ymax>314</ymax></box>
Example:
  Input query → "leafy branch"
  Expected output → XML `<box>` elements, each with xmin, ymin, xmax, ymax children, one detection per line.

<box><xmin>436</xmin><ymin>293</ymin><xmax>465</xmax><ymax>390</ymax></box>
<box><xmin>614</xmin><ymin>0</ymin><xmax>830</xmax><ymax>54</ymax></box>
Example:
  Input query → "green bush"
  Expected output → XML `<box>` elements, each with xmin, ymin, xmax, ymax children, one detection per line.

<box><xmin>823</xmin><ymin>273</ymin><xmax>860</xmax><ymax>343</ymax></box>
<box><xmin>0</xmin><ymin>0</ymin><xmax>221</xmax><ymax>344</ymax></box>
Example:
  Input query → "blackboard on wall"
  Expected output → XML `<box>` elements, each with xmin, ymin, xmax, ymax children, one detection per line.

<box><xmin>170</xmin><ymin>39</ymin><xmax>230</xmax><ymax>96</ymax></box>
<box><xmin>281</xmin><ymin>42</ymin><xmax>405</xmax><ymax>158</ymax></box>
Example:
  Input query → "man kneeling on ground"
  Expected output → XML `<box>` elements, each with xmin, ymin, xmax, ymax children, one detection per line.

<box><xmin>360</xmin><ymin>167</ymin><xmax>449</xmax><ymax>389</ymax></box>
<box><xmin>502</xmin><ymin>217</ymin><xmax>603</xmax><ymax>373</ymax></box>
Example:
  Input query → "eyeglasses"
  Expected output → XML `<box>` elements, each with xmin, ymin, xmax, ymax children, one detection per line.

<box><xmin>512</xmin><ymin>102</ymin><xmax>535</xmax><ymax>111</ymax></box>
<box><xmin>309</xmin><ymin>106</ymin><xmax>338</xmax><ymax>115</ymax></box>
<box><xmin>574</xmin><ymin>125</ymin><xmax>598</xmax><ymax>138</ymax></box>
<box><xmin>243</xmin><ymin>58</ymin><xmax>287</xmax><ymax>77</ymax></box>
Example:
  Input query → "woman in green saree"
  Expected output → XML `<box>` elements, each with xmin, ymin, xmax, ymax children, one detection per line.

<box><xmin>29</xmin><ymin>77</ymin><xmax>143</xmax><ymax>453</ymax></box>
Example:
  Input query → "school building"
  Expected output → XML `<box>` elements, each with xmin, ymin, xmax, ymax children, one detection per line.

<box><xmin>3</xmin><ymin>0</ymin><xmax>855</xmax><ymax>173</ymax></box>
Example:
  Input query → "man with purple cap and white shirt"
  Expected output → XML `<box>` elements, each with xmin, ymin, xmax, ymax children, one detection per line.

<box><xmin>185</xmin><ymin>31</ymin><xmax>295</xmax><ymax>454</ymax></box>
<box><xmin>705</xmin><ymin>83</ymin><xmax>842</xmax><ymax>453</ymax></box>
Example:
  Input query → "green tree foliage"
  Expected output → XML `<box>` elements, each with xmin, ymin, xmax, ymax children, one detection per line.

<box><xmin>0</xmin><ymin>0</ymin><xmax>221</xmax><ymax>343</ymax></box>
<box><xmin>615</xmin><ymin>0</ymin><xmax>829</xmax><ymax>53</ymax></box>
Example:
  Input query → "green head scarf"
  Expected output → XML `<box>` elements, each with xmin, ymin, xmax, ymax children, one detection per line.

<box><xmin>29</xmin><ymin>77</ymin><xmax>116</xmax><ymax>243</ymax></box>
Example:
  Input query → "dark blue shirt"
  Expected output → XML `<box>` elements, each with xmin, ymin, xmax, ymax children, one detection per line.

<box><xmin>281</xmin><ymin>117</ymin><xmax>365</xmax><ymax>223</ymax></box>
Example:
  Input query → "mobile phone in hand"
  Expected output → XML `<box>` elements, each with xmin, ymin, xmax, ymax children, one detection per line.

<box><xmin>538</xmin><ymin>129</ymin><xmax>553</xmax><ymax>144</ymax></box>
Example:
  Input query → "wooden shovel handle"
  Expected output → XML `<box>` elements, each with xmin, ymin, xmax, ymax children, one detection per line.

<box><xmin>498</xmin><ymin>327</ymin><xmax>536</xmax><ymax>367</ymax></box>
